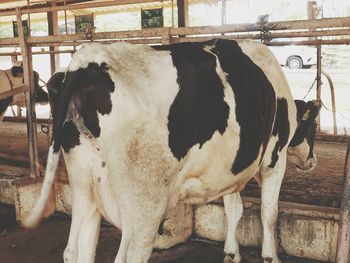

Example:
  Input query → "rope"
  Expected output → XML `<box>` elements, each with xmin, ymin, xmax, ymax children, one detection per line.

<box><xmin>302</xmin><ymin>77</ymin><xmax>317</xmax><ymax>100</ymax></box>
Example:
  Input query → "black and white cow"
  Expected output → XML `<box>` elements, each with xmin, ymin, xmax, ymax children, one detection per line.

<box><xmin>24</xmin><ymin>39</ymin><xmax>320</xmax><ymax>263</ymax></box>
<box><xmin>0</xmin><ymin>65</ymin><xmax>49</xmax><ymax>121</ymax></box>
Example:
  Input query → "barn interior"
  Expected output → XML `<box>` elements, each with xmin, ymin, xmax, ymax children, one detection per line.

<box><xmin>0</xmin><ymin>0</ymin><xmax>349</xmax><ymax>262</ymax></box>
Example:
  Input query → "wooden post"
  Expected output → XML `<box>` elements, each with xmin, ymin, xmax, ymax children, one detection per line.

<box><xmin>177</xmin><ymin>0</ymin><xmax>189</xmax><ymax>27</ymax></box>
<box><xmin>162</xmin><ymin>28</ymin><xmax>171</xmax><ymax>45</ymax></box>
<box><xmin>47</xmin><ymin>1</ymin><xmax>59</xmax><ymax>75</ymax></box>
<box><xmin>16</xmin><ymin>9</ymin><xmax>40</xmax><ymax>178</ymax></box>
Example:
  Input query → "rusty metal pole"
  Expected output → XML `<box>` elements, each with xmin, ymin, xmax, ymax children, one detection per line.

<box><xmin>16</xmin><ymin>9</ymin><xmax>40</xmax><ymax>178</ymax></box>
<box><xmin>316</xmin><ymin>44</ymin><xmax>322</xmax><ymax>132</ymax></box>
<box><xmin>336</xmin><ymin>142</ymin><xmax>350</xmax><ymax>263</ymax></box>
<box><xmin>321</xmin><ymin>70</ymin><xmax>337</xmax><ymax>135</ymax></box>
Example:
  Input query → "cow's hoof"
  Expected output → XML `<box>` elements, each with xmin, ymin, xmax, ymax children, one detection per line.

<box><xmin>224</xmin><ymin>253</ymin><xmax>241</xmax><ymax>263</ymax></box>
<box><xmin>262</xmin><ymin>257</ymin><xmax>281</xmax><ymax>263</ymax></box>
<box><xmin>63</xmin><ymin>247</ymin><xmax>77</xmax><ymax>263</ymax></box>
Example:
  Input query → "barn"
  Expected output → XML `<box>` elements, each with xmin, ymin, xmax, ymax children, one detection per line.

<box><xmin>0</xmin><ymin>1</ymin><xmax>349</xmax><ymax>262</ymax></box>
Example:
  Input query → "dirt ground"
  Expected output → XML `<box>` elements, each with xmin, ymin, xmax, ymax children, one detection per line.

<box><xmin>243</xmin><ymin>140</ymin><xmax>347</xmax><ymax>208</ymax></box>
<box><xmin>0</xmin><ymin>209</ymin><xmax>326</xmax><ymax>263</ymax></box>
<box><xmin>0</xmin><ymin>121</ymin><xmax>348</xmax><ymax>207</ymax></box>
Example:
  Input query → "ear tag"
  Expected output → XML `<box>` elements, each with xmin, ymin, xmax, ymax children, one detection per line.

<box><xmin>302</xmin><ymin>109</ymin><xmax>310</xmax><ymax>121</ymax></box>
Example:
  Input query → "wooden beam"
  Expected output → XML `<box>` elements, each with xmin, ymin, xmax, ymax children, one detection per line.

<box><xmin>0</xmin><ymin>50</ymin><xmax>75</xmax><ymax>56</ymax></box>
<box><xmin>267</xmin><ymin>38</ymin><xmax>350</xmax><ymax>46</ymax></box>
<box><xmin>0</xmin><ymin>86</ymin><xmax>29</xmax><ymax>100</ymax></box>
<box><xmin>1</xmin><ymin>18</ymin><xmax>350</xmax><ymax>47</ymax></box>
<box><xmin>16</xmin><ymin>9</ymin><xmax>40</xmax><ymax>178</ymax></box>
<box><xmin>0</xmin><ymin>0</ymin><xmax>170</xmax><ymax>16</ymax></box>
<box><xmin>0</xmin><ymin>0</ymin><xmax>92</xmax><ymax>15</ymax></box>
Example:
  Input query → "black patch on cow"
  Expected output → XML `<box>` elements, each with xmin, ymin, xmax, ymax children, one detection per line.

<box><xmin>50</xmin><ymin>62</ymin><xmax>115</xmax><ymax>153</ymax></box>
<box><xmin>163</xmin><ymin>41</ymin><xmax>230</xmax><ymax>160</ymax></box>
<box><xmin>158</xmin><ymin>220</ymin><xmax>165</xmax><ymax>235</ymax></box>
<box><xmin>269</xmin><ymin>98</ymin><xmax>290</xmax><ymax>168</ymax></box>
<box><xmin>0</xmin><ymin>97</ymin><xmax>12</xmax><ymax>116</ymax></box>
<box><xmin>290</xmin><ymin>100</ymin><xmax>320</xmax><ymax>159</ymax></box>
<box><xmin>61</xmin><ymin>121</ymin><xmax>80</xmax><ymax>152</ymax></box>
<box><xmin>209</xmin><ymin>39</ymin><xmax>276</xmax><ymax>174</ymax></box>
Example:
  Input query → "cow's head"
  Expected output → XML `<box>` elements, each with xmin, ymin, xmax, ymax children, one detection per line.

<box><xmin>11</xmin><ymin>65</ymin><xmax>49</xmax><ymax>104</ymax></box>
<box><xmin>33</xmin><ymin>70</ymin><xmax>49</xmax><ymax>104</ymax></box>
<box><xmin>288</xmin><ymin>100</ymin><xmax>321</xmax><ymax>172</ymax></box>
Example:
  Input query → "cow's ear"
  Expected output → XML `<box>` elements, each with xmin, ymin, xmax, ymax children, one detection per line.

<box><xmin>11</xmin><ymin>66</ymin><xmax>24</xmax><ymax>77</ymax></box>
<box><xmin>302</xmin><ymin>100</ymin><xmax>321</xmax><ymax>124</ymax></box>
<box><xmin>295</xmin><ymin>99</ymin><xmax>321</xmax><ymax>125</ymax></box>
<box><xmin>47</xmin><ymin>72</ymin><xmax>65</xmax><ymax>114</ymax></box>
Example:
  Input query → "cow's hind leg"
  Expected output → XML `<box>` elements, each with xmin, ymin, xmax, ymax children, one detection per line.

<box><xmin>76</xmin><ymin>205</ymin><xmax>101</xmax><ymax>263</ymax></box>
<box><xmin>63</xmin><ymin>187</ymin><xmax>101</xmax><ymax>263</ymax></box>
<box><xmin>260</xmin><ymin>151</ymin><xmax>287</xmax><ymax>263</ymax></box>
<box><xmin>114</xmin><ymin>198</ymin><xmax>167</xmax><ymax>263</ymax></box>
<box><xmin>63</xmin><ymin>148</ymin><xmax>101</xmax><ymax>263</ymax></box>
<box><xmin>223</xmin><ymin>193</ymin><xmax>243</xmax><ymax>263</ymax></box>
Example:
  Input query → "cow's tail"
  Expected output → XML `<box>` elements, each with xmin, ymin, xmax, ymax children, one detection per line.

<box><xmin>22</xmin><ymin>145</ymin><xmax>60</xmax><ymax>228</ymax></box>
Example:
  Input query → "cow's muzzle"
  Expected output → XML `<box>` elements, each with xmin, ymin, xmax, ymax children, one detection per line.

<box><xmin>296</xmin><ymin>156</ymin><xmax>317</xmax><ymax>172</ymax></box>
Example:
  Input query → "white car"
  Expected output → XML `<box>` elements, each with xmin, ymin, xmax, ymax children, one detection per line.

<box><xmin>268</xmin><ymin>45</ymin><xmax>317</xmax><ymax>69</ymax></box>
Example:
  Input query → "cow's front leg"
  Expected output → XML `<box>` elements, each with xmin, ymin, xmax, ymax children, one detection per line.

<box><xmin>260</xmin><ymin>153</ymin><xmax>286</xmax><ymax>263</ymax></box>
<box><xmin>223</xmin><ymin>193</ymin><xmax>243</xmax><ymax>263</ymax></box>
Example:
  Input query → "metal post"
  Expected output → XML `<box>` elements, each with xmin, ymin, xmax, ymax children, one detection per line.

<box><xmin>321</xmin><ymin>70</ymin><xmax>337</xmax><ymax>135</ymax></box>
<box><xmin>316</xmin><ymin>44</ymin><xmax>322</xmax><ymax>132</ymax></box>
<box><xmin>171</xmin><ymin>0</ymin><xmax>174</xmax><ymax>28</ymax></box>
<box><xmin>64</xmin><ymin>0</ymin><xmax>68</xmax><ymax>34</ymax></box>
<box><xmin>222</xmin><ymin>0</ymin><xmax>226</xmax><ymax>25</ymax></box>
<box><xmin>16</xmin><ymin>9</ymin><xmax>40</xmax><ymax>178</ymax></box>
<box><xmin>336</xmin><ymin>143</ymin><xmax>350</xmax><ymax>262</ymax></box>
